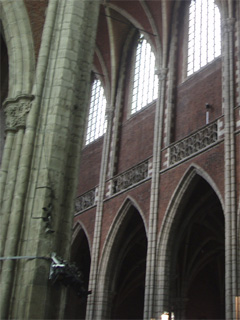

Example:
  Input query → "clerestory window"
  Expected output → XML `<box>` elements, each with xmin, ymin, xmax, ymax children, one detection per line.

<box><xmin>130</xmin><ymin>34</ymin><xmax>158</xmax><ymax>115</ymax></box>
<box><xmin>187</xmin><ymin>0</ymin><xmax>221</xmax><ymax>76</ymax></box>
<box><xmin>85</xmin><ymin>78</ymin><xmax>107</xmax><ymax>145</ymax></box>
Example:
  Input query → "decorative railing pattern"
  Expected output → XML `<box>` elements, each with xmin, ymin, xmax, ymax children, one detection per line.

<box><xmin>113</xmin><ymin>160</ymin><xmax>149</xmax><ymax>194</ymax></box>
<box><xmin>75</xmin><ymin>189</ymin><xmax>95</xmax><ymax>213</ymax></box>
<box><xmin>169</xmin><ymin>122</ymin><xmax>218</xmax><ymax>165</ymax></box>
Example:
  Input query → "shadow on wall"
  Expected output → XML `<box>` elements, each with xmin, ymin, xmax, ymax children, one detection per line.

<box><xmin>0</xmin><ymin>34</ymin><xmax>8</xmax><ymax>164</ymax></box>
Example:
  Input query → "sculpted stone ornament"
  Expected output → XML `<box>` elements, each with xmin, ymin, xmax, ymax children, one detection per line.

<box><xmin>105</xmin><ymin>106</ymin><xmax>114</xmax><ymax>122</ymax></box>
<box><xmin>3</xmin><ymin>94</ymin><xmax>34</xmax><ymax>130</ymax></box>
<box><xmin>155</xmin><ymin>68</ymin><xmax>168</xmax><ymax>81</ymax></box>
<box><xmin>169</xmin><ymin>122</ymin><xmax>218</xmax><ymax>165</ymax></box>
<box><xmin>113</xmin><ymin>160</ymin><xmax>149</xmax><ymax>194</ymax></box>
<box><xmin>223</xmin><ymin>18</ymin><xmax>235</xmax><ymax>34</ymax></box>
<box><xmin>75</xmin><ymin>189</ymin><xmax>96</xmax><ymax>213</ymax></box>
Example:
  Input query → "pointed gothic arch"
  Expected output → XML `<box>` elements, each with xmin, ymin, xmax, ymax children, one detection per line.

<box><xmin>64</xmin><ymin>223</ymin><xmax>91</xmax><ymax>320</ymax></box>
<box><xmin>95</xmin><ymin>197</ymin><xmax>147</xmax><ymax>319</ymax></box>
<box><xmin>72</xmin><ymin>221</ymin><xmax>92</xmax><ymax>252</ymax></box>
<box><xmin>0</xmin><ymin>0</ymin><xmax>35</xmax><ymax>98</ymax></box>
<box><xmin>0</xmin><ymin>0</ymin><xmax>35</xmax><ymax>164</ymax></box>
<box><xmin>156</xmin><ymin>165</ymin><xmax>225</xmax><ymax>319</ymax></box>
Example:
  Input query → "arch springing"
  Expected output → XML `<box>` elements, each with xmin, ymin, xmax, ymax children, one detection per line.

<box><xmin>187</xmin><ymin>0</ymin><xmax>221</xmax><ymax>76</ymax></box>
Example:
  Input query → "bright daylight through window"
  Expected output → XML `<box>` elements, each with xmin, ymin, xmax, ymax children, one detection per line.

<box><xmin>187</xmin><ymin>0</ymin><xmax>221</xmax><ymax>76</ymax></box>
<box><xmin>131</xmin><ymin>35</ymin><xmax>158</xmax><ymax>114</ymax></box>
<box><xmin>85</xmin><ymin>79</ymin><xmax>107</xmax><ymax>145</ymax></box>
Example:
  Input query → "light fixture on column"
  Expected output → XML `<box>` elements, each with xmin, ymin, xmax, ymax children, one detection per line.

<box><xmin>161</xmin><ymin>312</ymin><xmax>169</xmax><ymax>320</ymax></box>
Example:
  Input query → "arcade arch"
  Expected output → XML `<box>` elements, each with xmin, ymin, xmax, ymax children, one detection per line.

<box><xmin>64</xmin><ymin>224</ymin><xmax>91</xmax><ymax>320</ymax></box>
<box><xmin>96</xmin><ymin>199</ymin><xmax>147</xmax><ymax>320</ymax></box>
<box><xmin>157</xmin><ymin>167</ymin><xmax>225</xmax><ymax>319</ymax></box>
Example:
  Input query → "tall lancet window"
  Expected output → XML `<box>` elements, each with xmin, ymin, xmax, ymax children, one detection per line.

<box><xmin>187</xmin><ymin>0</ymin><xmax>221</xmax><ymax>76</ymax></box>
<box><xmin>131</xmin><ymin>34</ymin><xmax>158</xmax><ymax>115</ymax></box>
<box><xmin>85</xmin><ymin>78</ymin><xmax>107</xmax><ymax>145</ymax></box>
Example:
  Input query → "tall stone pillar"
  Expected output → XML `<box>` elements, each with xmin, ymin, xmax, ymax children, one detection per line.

<box><xmin>85</xmin><ymin>103</ymin><xmax>113</xmax><ymax>320</ymax></box>
<box><xmin>222</xmin><ymin>17</ymin><xmax>238</xmax><ymax>320</ymax></box>
<box><xmin>144</xmin><ymin>68</ymin><xmax>167</xmax><ymax>320</ymax></box>
<box><xmin>0</xmin><ymin>95</ymin><xmax>34</xmax><ymax>257</ymax></box>
<box><xmin>0</xmin><ymin>0</ymin><xmax>100</xmax><ymax>319</ymax></box>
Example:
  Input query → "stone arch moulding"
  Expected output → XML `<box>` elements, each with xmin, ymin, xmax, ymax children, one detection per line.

<box><xmin>214</xmin><ymin>0</ymin><xmax>229</xmax><ymax>19</ymax></box>
<box><xmin>99</xmin><ymin>195</ymin><xmax>147</xmax><ymax>272</ymax></box>
<box><xmin>94</xmin><ymin>46</ymin><xmax>111</xmax><ymax>103</ymax></box>
<box><xmin>0</xmin><ymin>0</ymin><xmax>35</xmax><ymax>99</ymax></box>
<box><xmin>72</xmin><ymin>221</ymin><xmax>92</xmax><ymax>255</ymax></box>
<box><xmin>155</xmin><ymin>163</ymin><xmax>224</xmax><ymax>314</ymax></box>
<box><xmin>106</xmin><ymin>2</ymin><xmax>161</xmax><ymax>64</ymax></box>
<box><xmin>94</xmin><ymin>196</ymin><xmax>147</xmax><ymax>318</ymax></box>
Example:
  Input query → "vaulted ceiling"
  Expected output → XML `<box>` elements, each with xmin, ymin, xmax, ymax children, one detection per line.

<box><xmin>94</xmin><ymin>0</ymin><xmax>229</xmax><ymax>102</ymax></box>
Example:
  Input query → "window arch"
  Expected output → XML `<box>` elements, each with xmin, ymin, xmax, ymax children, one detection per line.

<box><xmin>85</xmin><ymin>78</ymin><xmax>107</xmax><ymax>145</ymax></box>
<box><xmin>130</xmin><ymin>34</ymin><xmax>158</xmax><ymax>115</ymax></box>
<box><xmin>187</xmin><ymin>0</ymin><xmax>221</xmax><ymax>76</ymax></box>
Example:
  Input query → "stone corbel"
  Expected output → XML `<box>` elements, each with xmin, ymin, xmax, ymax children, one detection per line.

<box><xmin>3</xmin><ymin>94</ymin><xmax>35</xmax><ymax>131</ymax></box>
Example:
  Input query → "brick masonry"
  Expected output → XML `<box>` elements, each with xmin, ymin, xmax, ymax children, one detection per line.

<box><xmin>0</xmin><ymin>0</ymin><xmax>239</xmax><ymax>319</ymax></box>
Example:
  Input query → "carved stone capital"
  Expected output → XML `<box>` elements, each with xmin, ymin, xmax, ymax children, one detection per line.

<box><xmin>155</xmin><ymin>68</ymin><xmax>168</xmax><ymax>81</ymax></box>
<box><xmin>223</xmin><ymin>18</ymin><xmax>235</xmax><ymax>34</ymax></box>
<box><xmin>105</xmin><ymin>106</ymin><xmax>114</xmax><ymax>121</ymax></box>
<box><xmin>3</xmin><ymin>94</ymin><xmax>34</xmax><ymax>130</ymax></box>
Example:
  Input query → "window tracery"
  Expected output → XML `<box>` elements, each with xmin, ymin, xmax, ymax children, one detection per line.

<box><xmin>187</xmin><ymin>0</ymin><xmax>221</xmax><ymax>76</ymax></box>
<box><xmin>85</xmin><ymin>78</ymin><xmax>107</xmax><ymax>145</ymax></box>
<box><xmin>130</xmin><ymin>34</ymin><xmax>158</xmax><ymax>115</ymax></box>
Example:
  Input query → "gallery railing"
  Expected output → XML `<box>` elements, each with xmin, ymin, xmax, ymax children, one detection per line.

<box><xmin>112</xmin><ymin>160</ymin><xmax>149</xmax><ymax>194</ymax></box>
<box><xmin>75</xmin><ymin>188</ymin><xmax>96</xmax><ymax>213</ymax></box>
<box><xmin>169</xmin><ymin>121</ymin><xmax>219</xmax><ymax>165</ymax></box>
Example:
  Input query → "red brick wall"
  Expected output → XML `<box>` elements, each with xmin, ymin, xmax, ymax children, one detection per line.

<box><xmin>99</xmin><ymin>179</ymin><xmax>151</xmax><ymax>256</ymax></box>
<box><xmin>117</xmin><ymin>103</ymin><xmax>155</xmax><ymax>173</ymax></box>
<box><xmin>77</xmin><ymin>137</ymin><xmax>104</xmax><ymax>195</ymax></box>
<box><xmin>74</xmin><ymin>207</ymin><xmax>97</xmax><ymax>248</ymax></box>
<box><xmin>158</xmin><ymin>142</ymin><xmax>225</xmax><ymax>232</ymax></box>
<box><xmin>76</xmin><ymin>142</ymin><xmax>226</xmax><ymax>255</ymax></box>
<box><xmin>175</xmin><ymin>58</ymin><xmax>222</xmax><ymax>141</ymax></box>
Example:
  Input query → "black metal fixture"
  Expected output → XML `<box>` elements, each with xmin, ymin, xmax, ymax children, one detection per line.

<box><xmin>42</xmin><ymin>204</ymin><xmax>54</xmax><ymax>233</ymax></box>
<box><xmin>205</xmin><ymin>103</ymin><xmax>211</xmax><ymax>110</ymax></box>
<box><xmin>49</xmin><ymin>253</ymin><xmax>91</xmax><ymax>298</ymax></box>
<box><xmin>205</xmin><ymin>103</ymin><xmax>211</xmax><ymax>124</ymax></box>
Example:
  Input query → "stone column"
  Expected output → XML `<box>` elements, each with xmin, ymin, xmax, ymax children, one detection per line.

<box><xmin>86</xmin><ymin>104</ymin><xmax>113</xmax><ymax>320</ymax></box>
<box><xmin>222</xmin><ymin>17</ymin><xmax>238</xmax><ymax>319</ymax></box>
<box><xmin>238</xmin><ymin>204</ymin><xmax>240</xmax><ymax>306</ymax></box>
<box><xmin>0</xmin><ymin>0</ymin><xmax>100</xmax><ymax>319</ymax></box>
<box><xmin>0</xmin><ymin>130</ymin><xmax>15</xmax><ymax>208</ymax></box>
<box><xmin>144</xmin><ymin>68</ymin><xmax>167</xmax><ymax>320</ymax></box>
<box><xmin>0</xmin><ymin>95</ymin><xmax>34</xmax><ymax>257</ymax></box>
